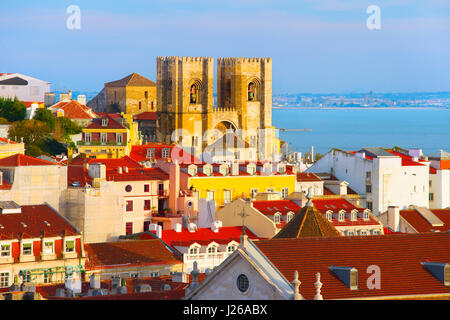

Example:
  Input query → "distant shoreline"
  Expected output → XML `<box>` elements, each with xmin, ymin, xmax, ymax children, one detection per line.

<box><xmin>273</xmin><ymin>106</ymin><xmax>450</xmax><ymax>110</ymax></box>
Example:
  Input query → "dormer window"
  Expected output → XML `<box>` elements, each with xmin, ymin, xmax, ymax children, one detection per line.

<box><xmin>1</xmin><ymin>244</ymin><xmax>11</xmax><ymax>257</ymax></box>
<box><xmin>189</xmin><ymin>246</ymin><xmax>199</xmax><ymax>255</ymax></box>
<box><xmin>274</xmin><ymin>213</ymin><xmax>281</xmax><ymax>224</ymax></box>
<box><xmin>329</xmin><ymin>266</ymin><xmax>358</xmax><ymax>290</ymax></box>
<box><xmin>162</xmin><ymin>148</ymin><xmax>170</xmax><ymax>159</ymax></box>
<box><xmin>326</xmin><ymin>211</ymin><xmax>333</xmax><ymax>221</ymax></box>
<box><xmin>263</xmin><ymin>163</ymin><xmax>272</xmax><ymax>175</ymax></box>
<box><xmin>102</xmin><ymin>118</ymin><xmax>108</xmax><ymax>127</ymax></box>
<box><xmin>227</xmin><ymin>244</ymin><xmax>237</xmax><ymax>253</ymax></box>
<box><xmin>188</xmin><ymin>164</ymin><xmax>197</xmax><ymax>176</ymax></box>
<box><xmin>44</xmin><ymin>241</ymin><xmax>54</xmax><ymax>254</ymax></box>
<box><xmin>203</xmin><ymin>165</ymin><xmax>213</xmax><ymax>176</ymax></box>
<box><xmin>351</xmin><ymin>211</ymin><xmax>357</xmax><ymax>221</ymax></box>
<box><xmin>146</xmin><ymin>148</ymin><xmax>155</xmax><ymax>159</ymax></box>
<box><xmin>207</xmin><ymin>244</ymin><xmax>218</xmax><ymax>254</ymax></box>
<box><xmin>278</xmin><ymin>164</ymin><xmax>286</xmax><ymax>174</ymax></box>
<box><xmin>247</xmin><ymin>164</ymin><xmax>256</xmax><ymax>175</ymax></box>
<box><xmin>219</xmin><ymin>164</ymin><xmax>229</xmax><ymax>176</ymax></box>
<box><xmin>64</xmin><ymin>239</ymin><xmax>75</xmax><ymax>253</ymax></box>
<box><xmin>287</xmin><ymin>212</ymin><xmax>294</xmax><ymax>222</ymax></box>
<box><xmin>363</xmin><ymin>210</ymin><xmax>370</xmax><ymax>220</ymax></box>
<box><xmin>22</xmin><ymin>242</ymin><xmax>32</xmax><ymax>256</ymax></box>
<box><xmin>338</xmin><ymin>212</ymin><xmax>345</xmax><ymax>222</ymax></box>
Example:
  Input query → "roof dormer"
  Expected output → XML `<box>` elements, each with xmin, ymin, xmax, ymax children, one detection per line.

<box><xmin>219</xmin><ymin>164</ymin><xmax>229</xmax><ymax>176</ymax></box>
<box><xmin>246</xmin><ymin>163</ymin><xmax>256</xmax><ymax>175</ymax></box>
<box><xmin>146</xmin><ymin>148</ymin><xmax>155</xmax><ymax>159</ymax></box>
<box><xmin>0</xmin><ymin>201</ymin><xmax>22</xmax><ymax>214</ymax></box>
<box><xmin>262</xmin><ymin>162</ymin><xmax>272</xmax><ymax>175</ymax></box>
<box><xmin>188</xmin><ymin>164</ymin><xmax>197</xmax><ymax>176</ymax></box>
<box><xmin>203</xmin><ymin>164</ymin><xmax>213</xmax><ymax>176</ymax></box>
<box><xmin>329</xmin><ymin>266</ymin><xmax>358</xmax><ymax>290</ymax></box>
<box><xmin>101</xmin><ymin>118</ymin><xmax>108</xmax><ymax>127</ymax></box>
<box><xmin>350</xmin><ymin>209</ymin><xmax>358</xmax><ymax>221</ymax></box>
<box><xmin>421</xmin><ymin>262</ymin><xmax>449</xmax><ymax>286</ymax></box>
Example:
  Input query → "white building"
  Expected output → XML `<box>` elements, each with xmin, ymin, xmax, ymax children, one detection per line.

<box><xmin>306</xmin><ymin>147</ymin><xmax>430</xmax><ymax>215</ymax></box>
<box><xmin>0</xmin><ymin>73</ymin><xmax>50</xmax><ymax>103</ymax></box>
<box><xmin>428</xmin><ymin>150</ymin><xmax>450</xmax><ymax>209</ymax></box>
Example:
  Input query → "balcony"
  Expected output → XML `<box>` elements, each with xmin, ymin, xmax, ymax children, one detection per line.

<box><xmin>158</xmin><ymin>190</ymin><xmax>169</xmax><ymax>197</ymax></box>
<box><xmin>77</xmin><ymin>141</ymin><xmax>127</xmax><ymax>146</ymax></box>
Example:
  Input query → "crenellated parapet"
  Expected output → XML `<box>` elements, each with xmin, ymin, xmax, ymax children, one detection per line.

<box><xmin>217</xmin><ymin>57</ymin><xmax>272</xmax><ymax>66</ymax></box>
<box><xmin>157</xmin><ymin>56</ymin><xmax>213</xmax><ymax>64</ymax></box>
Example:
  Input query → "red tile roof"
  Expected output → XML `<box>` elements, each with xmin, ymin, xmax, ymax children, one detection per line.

<box><xmin>95</xmin><ymin>112</ymin><xmax>123</xmax><ymax>119</ymax></box>
<box><xmin>252</xmin><ymin>200</ymin><xmax>301</xmax><ymax>216</ymax></box>
<box><xmin>0</xmin><ymin>154</ymin><xmax>57</xmax><ymax>167</ymax></box>
<box><xmin>129</xmin><ymin>143</ymin><xmax>200</xmax><ymax>164</ymax></box>
<box><xmin>84</xmin><ymin>239</ymin><xmax>182</xmax><ymax>270</ymax></box>
<box><xmin>105</xmin><ymin>73</ymin><xmax>156</xmax><ymax>87</ymax></box>
<box><xmin>52</xmin><ymin>100</ymin><xmax>97</xmax><ymax>119</ymax></box>
<box><xmin>385</xmin><ymin>150</ymin><xmax>425</xmax><ymax>166</ymax></box>
<box><xmin>68</xmin><ymin>156</ymin><xmax>169</xmax><ymax>186</ymax></box>
<box><xmin>0</xmin><ymin>137</ymin><xmax>17</xmax><ymax>144</ymax></box>
<box><xmin>255</xmin><ymin>232</ymin><xmax>450</xmax><ymax>299</ymax></box>
<box><xmin>400</xmin><ymin>209</ymin><xmax>450</xmax><ymax>233</ymax></box>
<box><xmin>150</xmin><ymin>226</ymin><xmax>260</xmax><ymax>247</ymax></box>
<box><xmin>297</xmin><ymin>172</ymin><xmax>322</xmax><ymax>182</ymax></box>
<box><xmin>0</xmin><ymin>204</ymin><xmax>79</xmax><ymax>240</ymax></box>
<box><xmin>134</xmin><ymin>112</ymin><xmax>157</xmax><ymax>121</ymax></box>
<box><xmin>85</xmin><ymin>115</ymin><xmax>126</xmax><ymax>130</ymax></box>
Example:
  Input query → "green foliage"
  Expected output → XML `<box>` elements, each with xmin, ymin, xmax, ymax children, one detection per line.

<box><xmin>8</xmin><ymin>119</ymin><xmax>52</xmax><ymax>145</ymax></box>
<box><xmin>0</xmin><ymin>117</ymin><xmax>10</xmax><ymax>124</ymax></box>
<box><xmin>0</xmin><ymin>97</ymin><xmax>26</xmax><ymax>122</ymax></box>
<box><xmin>33</xmin><ymin>108</ymin><xmax>55</xmax><ymax>130</ymax></box>
<box><xmin>55</xmin><ymin>116</ymin><xmax>81</xmax><ymax>135</ymax></box>
<box><xmin>25</xmin><ymin>144</ymin><xmax>44</xmax><ymax>158</ymax></box>
<box><xmin>39</xmin><ymin>137</ymin><xmax>66</xmax><ymax>156</ymax></box>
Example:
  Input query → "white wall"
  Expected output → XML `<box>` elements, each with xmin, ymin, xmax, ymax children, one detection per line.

<box><xmin>429</xmin><ymin>170</ymin><xmax>450</xmax><ymax>209</ymax></box>
<box><xmin>0</xmin><ymin>73</ymin><xmax>50</xmax><ymax>102</ymax></box>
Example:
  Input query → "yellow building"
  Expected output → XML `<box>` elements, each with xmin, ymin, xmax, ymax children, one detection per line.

<box><xmin>0</xmin><ymin>137</ymin><xmax>25</xmax><ymax>159</ymax></box>
<box><xmin>77</xmin><ymin>114</ymin><xmax>141</xmax><ymax>159</ymax></box>
<box><xmin>157</xmin><ymin>56</ymin><xmax>279</xmax><ymax>161</ymax></box>
<box><xmin>177</xmin><ymin>161</ymin><xmax>296</xmax><ymax>207</ymax></box>
<box><xmin>104</xmin><ymin>73</ymin><xmax>157</xmax><ymax>115</ymax></box>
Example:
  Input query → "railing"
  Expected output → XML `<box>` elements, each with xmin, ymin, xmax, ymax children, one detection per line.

<box><xmin>77</xmin><ymin>141</ymin><xmax>127</xmax><ymax>146</ymax></box>
<box><xmin>184</xmin><ymin>252</ymin><xmax>228</xmax><ymax>261</ymax></box>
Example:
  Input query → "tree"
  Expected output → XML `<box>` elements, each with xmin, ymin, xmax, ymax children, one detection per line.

<box><xmin>0</xmin><ymin>97</ymin><xmax>26</xmax><ymax>122</ymax></box>
<box><xmin>8</xmin><ymin>119</ymin><xmax>52</xmax><ymax>146</ymax></box>
<box><xmin>33</xmin><ymin>108</ymin><xmax>55</xmax><ymax>130</ymax></box>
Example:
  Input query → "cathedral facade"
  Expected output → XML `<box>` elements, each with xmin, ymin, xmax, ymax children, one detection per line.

<box><xmin>156</xmin><ymin>56</ymin><xmax>279</xmax><ymax>162</ymax></box>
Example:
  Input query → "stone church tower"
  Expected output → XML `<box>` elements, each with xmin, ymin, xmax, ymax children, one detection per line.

<box><xmin>156</xmin><ymin>56</ymin><xmax>277</xmax><ymax>161</ymax></box>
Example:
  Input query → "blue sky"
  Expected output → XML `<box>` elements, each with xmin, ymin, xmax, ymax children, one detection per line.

<box><xmin>1</xmin><ymin>0</ymin><xmax>450</xmax><ymax>94</ymax></box>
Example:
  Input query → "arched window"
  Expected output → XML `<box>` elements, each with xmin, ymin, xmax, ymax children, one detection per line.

<box><xmin>274</xmin><ymin>213</ymin><xmax>281</xmax><ymax>224</ymax></box>
<box><xmin>287</xmin><ymin>212</ymin><xmax>294</xmax><ymax>222</ymax></box>
<box><xmin>326</xmin><ymin>211</ymin><xmax>333</xmax><ymax>221</ymax></box>
<box><xmin>190</xmin><ymin>81</ymin><xmax>202</xmax><ymax>104</ymax></box>
<box><xmin>248</xmin><ymin>82</ymin><xmax>255</xmax><ymax>101</ymax></box>
<box><xmin>207</xmin><ymin>244</ymin><xmax>217</xmax><ymax>254</ymax></box>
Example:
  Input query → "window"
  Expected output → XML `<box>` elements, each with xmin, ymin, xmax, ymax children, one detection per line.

<box><xmin>363</xmin><ymin>211</ymin><xmax>369</xmax><ymax>220</ymax></box>
<box><xmin>207</xmin><ymin>246</ymin><xmax>217</xmax><ymax>254</ymax></box>
<box><xmin>143</xmin><ymin>221</ymin><xmax>151</xmax><ymax>232</ymax></box>
<box><xmin>144</xmin><ymin>91</ymin><xmax>148</xmax><ymax>99</ymax></box>
<box><xmin>1</xmin><ymin>244</ymin><xmax>11</xmax><ymax>257</ymax></box>
<box><xmin>144</xmin><ymin>184</ymin><xmax>150</xmax><ymax>192</ymax></box>
<box><xmin>203</xmin><ymin>166</ymin><xmax>212</xmax><ymax>176</ymax></box>
<box><xmin>338</xmin><ymin>212</ymin><xmax>345</xmax><ymax>222</ymax></box>
<box><xmin>224</xmin><ymin>190</ymin><xmax>232</xmax><ymax>203</ymax></box>
<box><xmin>351</xmin><ymin>212</ymin><xmax>357</xmax><ymax>221</ymax></box>
<box><xmin>85</xmin><ymin>133</ymin><xmax>91</xmax><ymax>144</ymax></box>
<box><xmin>22</xmin><ymin>243</ymin><xmax>32</xmax><ymax>255</ymax></box>
<box><xmin>101</xmin><ymin>133</ymin><xmax>107</xmax><ymax>144</ymax></box>
<box><xmin>273</xmin><ymin>213</ymin><xmax>281</xmax><ymax>224</ymax></box>
<box><xmin>116</xmin><ymin>133</ymin><xmax>123</xmax><ymax>145</ymax></box>
<box><xmin>43</xmin><ymin>270</ymin><xmax>52</xmax><ymax>284</ymax></box>
<box><xmin>65</xmin><ymin>240</ymin><xmax>75</xmax><ymax>253</ymax></box>
<box><xmin>162</xmin><ymin>148</ymin><xmax>170</xmax><ymax>158</ymax></box>
<box><xmin>366</xmin><ymin>171</ymin><xmax>371</xmax><ymax>179</ymax></box>
<box><xmin>144</xmin><ymin>200</ymin><xmax>151</xmax><ymax>211</ymax></box>
<box><xmin>267</xmin><ymin>188</ymin><xmax>275</xmax><ymax>193</ymax></box>
<box><xmin>326</xmin><ymin>212</ymin><xmax>333</xmax><ymax>221</ymax></box>
<box><xmin>365</xmin><ymin>184</ymin><xmax>372</xmax><ymax>193</ymax></box>
<box><xmin>281</xmin><ymin>188</ymin><xmax>289</xmax><ymax>199</ymax></box>
<box><xmin>367</xmin><ymin>201</ymin><xmax>373</xmax><ymax>211</ymax></box>
<box><xmin>190</xmin><ymin>83</ymin><xmax>200</xmax><ymax>104</ymax></box>
<box><xmin>0</xmin><ymin>272</ymin><xmax>9</xmax><ymax>288</ymax></box>
<box><xmin>139</xmin><ymin>101</ymin><xmax>142</xmax><ymax>109</ymax></box>
<box><xmin>44</xmin><ymin>241</ymin><xmax>54</xmax><ymax>254</ymax></box>
<box><xmin>250</xmin><ymin>188</ymin><xmax>258</xmax><ymax>199</ymax></box>
<box><xmin>287</xmin><ymin>212</ymin><xmax>294</xmax><ymax>222</ymax></box>
<box><xmin>360</xmin><ymin>230</ymin><xmax>367</xmax><ymax>236</ymax></box>
<box><xmin>373</xmin><ymin>230</ymin><xmax>381</xmax><ymax>235</ymax></box>
<box><xmin>126</xmin><ymin>222</ymin><xmax>133</xmax><ymax>235</ymax></box>
<box><xmin>125</xmin><ymin>185</ymin><xmax>132</xmax><ymax>192</ymax></box>
<box><xmin>189</xmin><ymin>247</ymin><xmax>199</xmax><ymax>255</ymax></box>
<box><xmin>429</xmin><ymin>193</ymin><xmax>434</xmax><ymax>201</ymax></box>
<box><xmin>348</xmin><ymin>231</ymin><xmax>354</xmax><ymax>236</ymax></box>
<box><xmin>429</xmin><ymin>180</ymin><xmax>432</xmax><ymax>187</ymax></box>
<box><xmin>206</xmin><ymin>190</ymin><xmax>215</xmax><ymax>201</ymax></box>
<box><xmin>131</xmin><ymin>273</ymin><xmax>139</xmax><ymax>278</ymax></box>
<box><xmin>150</xmin><ymin>272</ymin><xmax>159</xmax><ymax>278</ymax></box>
<box><xmin>126</xmin><ymin>201</ymin><xmax>133</xmax><ymax>212</ymax></box>
<box><xmin>227</xmin><ymin>245</ymin><xmax>237</xmax><ymax>253</ymax></box>
<box><xmin>237</xmin><ymin>274</ymin><xmax>249</xmax><ymax>293</ymax></box>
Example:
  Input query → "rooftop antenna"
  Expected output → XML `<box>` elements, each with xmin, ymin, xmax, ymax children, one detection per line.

<box><xmin>238</xmin><ymin>200</ymin><xmax>250</xmax><ymax>236</ymax></box>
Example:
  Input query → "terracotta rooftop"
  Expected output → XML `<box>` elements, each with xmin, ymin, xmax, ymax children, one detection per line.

<box><xmin>105</xmin><ymin>73</ymin><xmax>156</xmax><ymax>87</ymax></box>
<box><xmin>129</xmin><ymin>143</ymin><xmax>200</xmax><ymax>164</ymax></box>
<box><xmin>273</xmin><ymin>202</ymin><xmax>341</xmax><ymax>239</ymax></box>
<box><xmin>400</xmin><ymin>209</ymin><xmax>450</xmax><ymax>233</ymax></box>
<box><xmin>255</xmin><ymin>232</ymin><xmax>450</xmax><ymax>299</ymax></box>
<box><xmin>0</xmin><ymin>154</ymin><xmax>57</xmax><ymax>167</ymax></box>
<box><xmin>84</xmin><ymin>239</ymin><xmax>182</xmax><ymax>270</ymax></box>
<box><xmin>252</xmin><ymin>200</ymin><xmax>301</xmax><ymax>216</ymax></box>
<box><xmin>297</xmin><ymin>172</ymin><xmax>322</xmax><ymax>182</ymax></box>
<box><xmin>51</xmin><ymin>100</ymin><xmax>97</xmax><ymax>119</ymax></box>
<box><xmin>134</xmin><ymin>112</ymin><xmax>157</xmax><ymax>121</ymax></box>
<box><xmin>84</xmin><ymin>115</ymin><xmax>126</xmax><ymax>130</ymax></box>
<box><xmin>0</xmin><ymin>203</ymin><xmax>79</xmax><ymax>241</ymax></box>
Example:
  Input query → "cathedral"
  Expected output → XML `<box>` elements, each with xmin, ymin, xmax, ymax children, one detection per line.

<box><xmin>156</xmin><ymin>56</ymin><xmax>280</xmax><ymax>162</ymax></box>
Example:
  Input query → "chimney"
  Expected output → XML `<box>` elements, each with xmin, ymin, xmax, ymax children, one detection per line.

<box><xmin>77</xmin><ymin>94</ymin><xmax>86</xmax><ymax>105</ymax></box>
<box><xmin>387</xmin><ymin>206</ymin><xmax>400</xmax><ymax>232</ymax></box>
<box><xmin>187</xmin><ymin>222</ymin><xmax>197</xmax><ymax>233</ymax></box>
<box><xmin>156</xmin><ymin>225</ymin><xmax>162</xmax><ymax>238</ymax></box>
<box><xmin>231</xmin><ymin>161</ymin><xmax>239</xmax><ymax>176</ymax></box>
